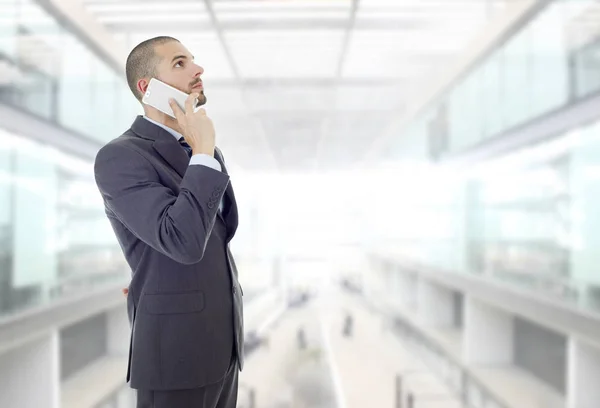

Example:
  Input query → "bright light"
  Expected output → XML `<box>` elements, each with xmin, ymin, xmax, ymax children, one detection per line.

<box><xmin>214</xmin><ymin>0</ymin><xmax>352</xmax><ymax>12</ymax></box>
<box><xmin>226</xmin><ymin>30</ymin><xmax>345</xmax><ymax>78</ymax></box>
<box><xmin>86</xmin><ymin>2</ymin><xmax>206</xmax><ymax>13</ymax></box>
<box><xmin>217</xmin><ymin>10</ymin><xmax>350</xmax><ymax>21</ymax></box>
<box><xmin>96</xmin><ymin>13</ymin><xmax>210</xmax><ymax>23</ymax></box>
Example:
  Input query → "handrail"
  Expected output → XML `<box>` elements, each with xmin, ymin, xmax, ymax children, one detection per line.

<box><xmin>357</xmin><ymin>290</ymin><xmax>512</xmax><ymax>408</ymax></box>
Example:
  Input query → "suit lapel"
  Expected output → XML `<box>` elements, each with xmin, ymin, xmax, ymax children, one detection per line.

<box><xmin>131</xmin><ymin>116</ymin><xmax>188</xmax><ymax>178</ymax></box>
<box><xmin>214</xmin><ymin>148</ymin><xmax>239</xmax><ymax>240</ymax></box>
<box><xmin>153</xmin><ymin>139</ymin><xmax>188</xmax><ymax>178</ymax></box>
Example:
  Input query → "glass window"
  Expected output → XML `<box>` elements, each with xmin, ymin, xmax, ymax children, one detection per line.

<box><xmin>11</xmin><ymin>0</ymin><xmax>59</xmax><ymax>120</ymax></box>
<box><xmin>57</xmin><ymin>31</ymin><xmax>93</xmax><ymax>136</ymax></box>
<box><xmin>56</xmin><ymin>160</ymin><xmax>127</xmax><ymax>289</ymax></box>
<box><xmin>0</xmin><ymin>0</ymin><xmax>17</xmax><ymax>59</ymax></box>
<box><xmin>564</xmin><ymin>0</ymin><xmax>600</xmax><ymax>98</ymax></box>
<box><xmin>501</xmin><ymin>24</ymin><xmax>532</xmax><ymax>129</ymax></box>
<box><xmin>529</xmin><ymin>1</ymin><xmax>570</xmax><ymax>116</ymax></box>
<box><xmin>0</xmin><ymin>129</ymin><xmax>14</xmax><ymax>314</ymax></box>
<box><xmin>0</xmin><ymin>0</ymin><xmax>134</xmax><ymax>139</ymax></box>
<box><xmin>448</xmin><ymin>68</ymin><xmax>483</xmax><ymax>152</ymax></box>
<box><xmin>480</xmin><ymin>51</ymin><xmax>503</xmax><ymax>139</ymax></box>
<box><xmin>472</xmin><ymin>159</ymin><xmax>569</xmax><ymax>290</ymax></box>
<box><xmin>11</xmin><ymin>138</ymin><xmax>58</xmax><ymax>304</ymax></box>
<box><xmin>0</xmin><ymin>128</ymin><xmax>125</xmax><ymax>318</ymax></box>
<box><xmin>572</xmin><ymin>38</ymin><xmax>600</xmax><ymax>99</ymax></box>
<box><xmin>90</xmin><ymin>57</ymin><xmax>118</xmax><ymax>143</ymax></box>
<box><xmin>568</xmin><ymin>121</ymin><xmax>600</xmax><ymax>310</ymax></box>
<box><xmin>115</xmin><ymin>78</ymin><xmax>143</xmax><ymax>134</ymax></box>
<box><xmin>447</xmin><ymin>84</ymin><xmax>463</xmax><ymax>152</ymax></box>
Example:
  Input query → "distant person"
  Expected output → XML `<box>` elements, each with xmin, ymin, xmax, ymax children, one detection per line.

<box><xmin>343</xmin><ymin>313</ymin><xmax>353</xmax><ymax>337</ymax></box>
<box><xmin>94</xmin><ymin>36</ymin><xmax>243</xmax><ymax>408</ymax></box>
<box><xmin>297</xmin><ymin>326</ymin><xmax>307</xmax><ymax>349</ymax></box>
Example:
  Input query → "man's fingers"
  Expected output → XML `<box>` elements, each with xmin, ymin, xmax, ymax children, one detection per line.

<box><xmin>168</xmin><ymin>99</ymin><xmax>184</xmax><ymax>121</ymax></box>
<box><xmin>185</xmin><ymin>93</ymin><xmax>198</xmax><ymax>114</ymax></box>
<box><xmin>122</xmin><ymin>288</ymin><xmax>129</xmax><ymax>297</ymax></box>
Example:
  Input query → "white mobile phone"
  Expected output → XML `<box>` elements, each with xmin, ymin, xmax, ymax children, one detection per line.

<box><xmin>142</xmin><ymin>78</ymin><xmax>195</xmax><ymax>118</ymax></box>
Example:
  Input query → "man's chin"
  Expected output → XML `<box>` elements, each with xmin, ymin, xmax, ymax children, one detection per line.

<box><xmin>195</xmin><ymin>94</ymin><xmax>207</xmax><ymax>107</ymax></box>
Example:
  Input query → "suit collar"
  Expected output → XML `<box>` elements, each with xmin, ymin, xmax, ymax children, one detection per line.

<box><xmin>142</xmin><ymin>115</ymin><xmax>183</xmax><ymax>141</ymax></box>
<box><xmin>131</xmin><ymin>115</ymin><xmax>176</xmax><ymax>142</ymax></box>
<box><xmin>131</xmin><ymin>115</ymin><xmax>188</xmax><ymax>177</ymax></box>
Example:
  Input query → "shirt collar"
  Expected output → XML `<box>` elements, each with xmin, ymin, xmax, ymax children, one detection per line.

<box><xmin>143</xmin><ymin>116</ymin><xmax>183</xmax><ymax>141</ymax></box>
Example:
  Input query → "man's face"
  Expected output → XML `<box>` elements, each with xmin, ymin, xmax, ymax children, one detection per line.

<box><xmin>153</xmin><ymin>41</ymin><xmax>206</xmax><ymax>107</ymax></box>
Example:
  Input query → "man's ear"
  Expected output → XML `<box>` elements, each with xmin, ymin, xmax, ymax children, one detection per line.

<box><xmin>137</xmin><ymin>78</ymin><xmax>150</xmax><ymax>97</ymax></box>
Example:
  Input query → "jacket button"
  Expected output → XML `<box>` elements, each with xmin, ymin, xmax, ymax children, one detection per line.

<box><xmin>207</xmin><ymin>202</ymin><xmax>215</xmax><ymax>209</ymax></box>
<box><xmin>212</xmin><ymin>190</ymin><xmax>220</xmax><ymax>198</ymax></box>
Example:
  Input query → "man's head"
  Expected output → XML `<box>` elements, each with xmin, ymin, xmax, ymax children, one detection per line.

<box><xmin>125</xmin><ymin>36</ymin><xmax>206</xmax><ymax>108</ymax></box>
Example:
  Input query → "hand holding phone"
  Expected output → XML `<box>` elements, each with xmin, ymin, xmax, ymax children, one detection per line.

<box><xmin>169</xmin><ymin>93</ymin><xmax>215</xmax><ymax>156</ymax></box>
<box><xmin>142</xmin><ymin>78</ymin><xmax>215</xmax><ymax>156</ymax></box>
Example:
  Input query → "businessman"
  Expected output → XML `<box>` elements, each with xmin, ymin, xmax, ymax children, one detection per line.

<box><xmin>94</xmin><ymin>36</ymin><xmax>243</xmax><ymax>408</ymax></box>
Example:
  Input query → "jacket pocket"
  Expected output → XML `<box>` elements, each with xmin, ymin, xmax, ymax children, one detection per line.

<box><xmin>143</xmin><ymin>291</ymin><xmax>205</xmax><ymax>315</ymax></box>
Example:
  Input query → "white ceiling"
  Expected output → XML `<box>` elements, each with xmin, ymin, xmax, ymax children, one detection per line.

<box><xmin>81</xmin><ymin>0</ymin><xmax>511</xmax><ymax>172</ymax></box>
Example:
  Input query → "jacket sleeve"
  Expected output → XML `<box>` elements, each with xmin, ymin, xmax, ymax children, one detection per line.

<box><xmin>94</xmin><ymin>142</ymin><xmax>229</xmax><ymax>264</ymax></box>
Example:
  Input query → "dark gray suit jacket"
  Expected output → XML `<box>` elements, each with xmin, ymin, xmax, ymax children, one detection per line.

<box><xmin>94</xmin><ymin>116</ymin><xmax>244</xmax><ymax>391</ymax></box>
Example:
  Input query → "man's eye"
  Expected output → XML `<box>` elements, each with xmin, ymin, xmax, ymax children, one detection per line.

<box><xmin>175</xmin><ymin>61</ymin><xmax>183</xmax><ymax>67</ymax></box>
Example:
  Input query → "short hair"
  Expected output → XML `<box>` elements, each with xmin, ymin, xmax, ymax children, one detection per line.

<box><xmin>125</xmin><ymin>36</ymin><xmax>179</xmax><ymax>101</ymax></box>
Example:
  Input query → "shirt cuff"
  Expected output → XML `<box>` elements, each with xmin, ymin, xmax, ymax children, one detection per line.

<box><xmin>189</xmin><ymin>154</ymin><xmax>222</xmax><ymax>172</ymax></box>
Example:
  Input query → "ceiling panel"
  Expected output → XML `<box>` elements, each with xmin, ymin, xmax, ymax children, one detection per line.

<box><xmin>212</xmin><ymin>0</ymin><xmax>352</xmax><ymax>11</ymax></box>
<box><xmin>225</xmin><ymin>30</ymin><xmax>346</xmax><ymax>78</ymax></box>
<box><xmin>77</xmin><ymin>0</ymin><xmax>512</xmax><ymax>172</ymax></box>
<box><xmin>242</xmin><ymin>85</ymin><xmax>335</xmax><ymax>114</ymax></box>
<box><xmin>342</xmin><ymin>29</ymin><xmax>478</xmax><ymax>78</ymax></box>
<box><xmin>324</xmin><ymin>111</ymin><xmax>393</xmax><ymax>141</ymax></box>
<box><xmin>85</xmin><ymin>2</ymin><xmax>207</xmax><ymax>13</ymax></box>
<box><xmin>334</xmin><ymin>84</ymin><xmax>407</xmax><ymax>111</ymax></box>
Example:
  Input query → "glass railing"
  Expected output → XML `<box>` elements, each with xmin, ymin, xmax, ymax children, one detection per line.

<box><xmin>0</xmin><ymin>0</ymin><xmax>140</xmax><ymax>144</ymax></box>
<box><xmin>370</xmin><ymin>112</ymin><xmax>600</xmax><ymax>316</ymax></box>
<box><xmin>348</xmin><ymin>286</ymin><xmax>507</xmax><ymax>408</ymax></box>
<box><xmin>391</xmin><ymin>317</ymin><xmax>509</xmax><ymax>408</ymax></box>
<box><xmin>389</xmin><ymin>0</ymin><xmax>600</xmax><ymax>161</ymax></box>
<box><xmin>0</xmin><ymin>127</ymin><xmax>127</xmax><ymax>321</ymax></box>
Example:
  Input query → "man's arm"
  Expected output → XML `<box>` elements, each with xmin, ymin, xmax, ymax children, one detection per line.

<box><xmin>94</xmin><ymin>142</ymin><xmax>229</xmax><ymax>264</ymax></box>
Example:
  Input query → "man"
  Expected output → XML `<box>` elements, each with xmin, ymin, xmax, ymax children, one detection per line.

<box><xmin>94</xmin><ymin>36</ymin><xmax>243</xmax><ymax>408</ymax></box>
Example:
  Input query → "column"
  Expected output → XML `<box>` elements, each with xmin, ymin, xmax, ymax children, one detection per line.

<box><xmin>417</xmin><ymin>279</ymin><xmax>454</xmax><ymax>327</ymax></box>
<box><xmin>567</xmin><ymin>337</ymin><xmax>600</xmax><ymax>408</ymax></box>
<box><xmin>463</xmin><ymin>296</ymin><xmax>514</xmax><ymax>364</ymax></box>
<box><xmin>0</xmin><ymin>331</ymin><xmax>60</xmax><ymax>408</ymax></box>
<box><xmin>106</xmin><ymin>305</ymin><xmax>130</xmax><ymax>357</ymax></box>
<box><xmin>396</xmin><ymin>270</ymin><xmax>418</xmax><ymax>311</ymax></box>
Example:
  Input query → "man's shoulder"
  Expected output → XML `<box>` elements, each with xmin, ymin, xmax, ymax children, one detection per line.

<box><xmin>94</xmin><ymin>128</ymin><xmax>149</xmax><ymax>168</ymax></box>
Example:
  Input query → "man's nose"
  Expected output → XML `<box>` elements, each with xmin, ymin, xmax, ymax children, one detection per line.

<box><xmin>194</xmin><ymin>65</ymin><xmax>204</xmax><ymax>77</ymax></box>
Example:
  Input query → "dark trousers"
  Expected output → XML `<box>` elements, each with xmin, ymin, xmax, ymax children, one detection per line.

<box><xmin>136</xmin><ymin>358</ymin><xmax>238</xmax><ymax>408</ymax></box>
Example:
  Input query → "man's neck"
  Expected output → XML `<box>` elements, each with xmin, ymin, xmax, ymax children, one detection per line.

<box><xmin>144</xmin><ymin>109</ymin><xmax>182</xmax><ymax>134</ymax></box>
